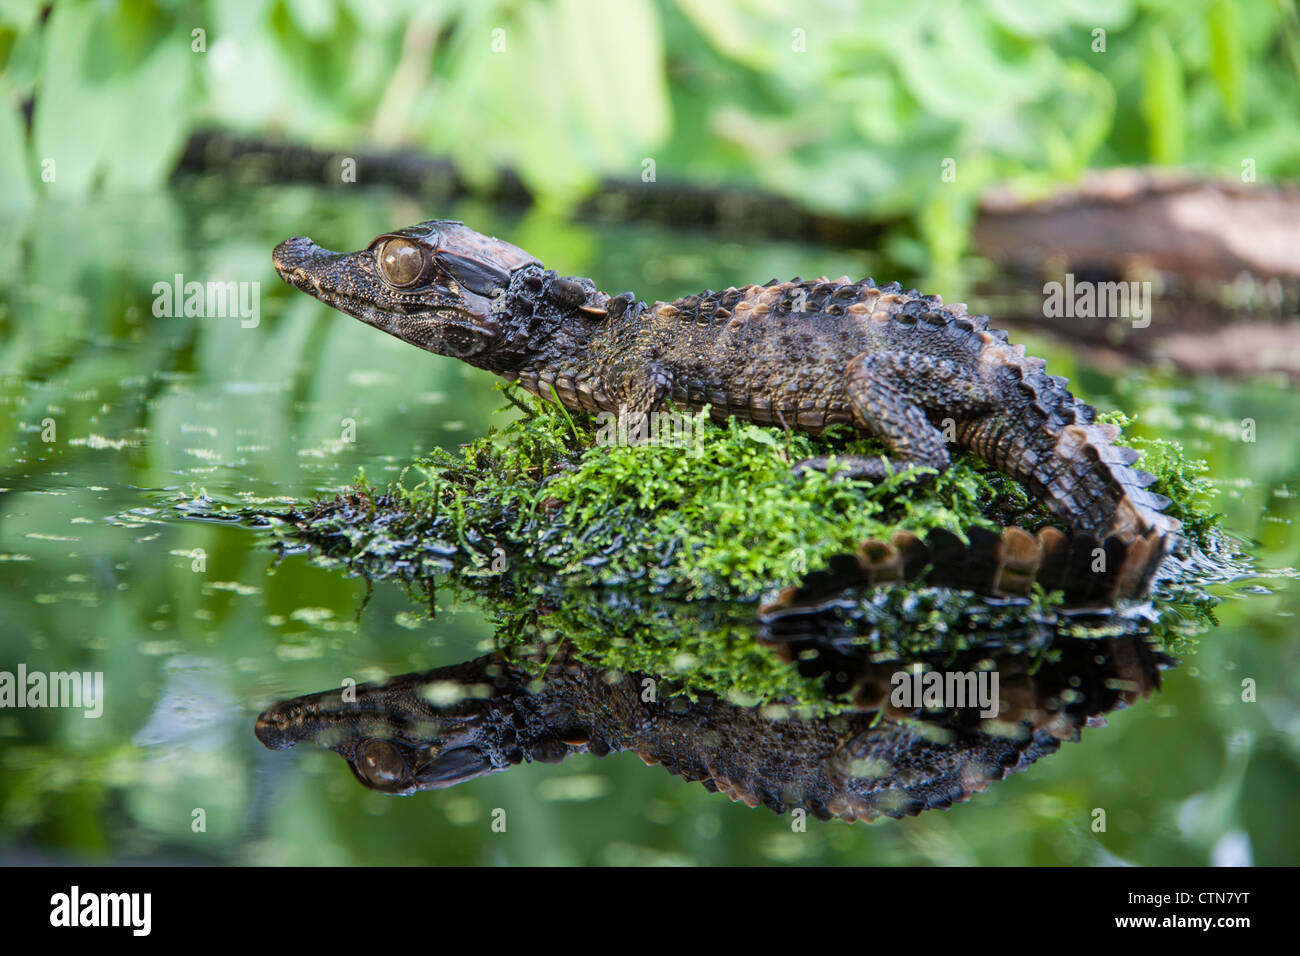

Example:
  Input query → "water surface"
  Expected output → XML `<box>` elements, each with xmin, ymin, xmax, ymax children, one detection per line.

<box><xmin>1</xmin><ymin>181</ymin><xmax>1297</xmax><ymax>865</ymax></box>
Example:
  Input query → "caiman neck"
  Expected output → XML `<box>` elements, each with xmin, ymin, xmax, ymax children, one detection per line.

<box><xmin>470</xmin><ymin>266</ymin><xmax>608</xmax><ymax>380</ymax></box>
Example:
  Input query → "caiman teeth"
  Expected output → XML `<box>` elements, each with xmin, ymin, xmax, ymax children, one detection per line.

<box><xmin>283</xmin><ymin>267</ymin><xmax>333</xmax><ymax>305</ymax></box>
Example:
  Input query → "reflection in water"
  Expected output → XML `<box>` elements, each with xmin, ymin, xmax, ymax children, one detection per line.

<box><xmin>256</xmin><ymin>591</ymin><xmax>1173</xmax><ymax>822</ymax></box>
<box><xmin>1</xmin><ymin>185</ymin><xmax>1290</xmax><ymax>862</ymax></box>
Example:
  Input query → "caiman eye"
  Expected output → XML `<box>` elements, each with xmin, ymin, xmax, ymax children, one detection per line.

<box><xmin>354</xmin><ymin>739</ymin><xmax>406</xmax><ymax>785</ymax></box>
<box><xmin>377</xmin><ymin>238</ymin><xmax>427</xmax><ymax>287</ymax></box>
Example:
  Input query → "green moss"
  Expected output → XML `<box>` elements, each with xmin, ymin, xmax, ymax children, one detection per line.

<box><xmin>367</xmin><ymin>386</ymin><xmax>1221</xmax><ymax>598</ymax></box>
<box><xmin>1096</xmin><ymin>409</ymin><xmax>1221</xmax><ymax>542</ymax></box>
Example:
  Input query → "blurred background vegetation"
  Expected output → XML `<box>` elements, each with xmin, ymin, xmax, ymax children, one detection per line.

<box><xmin>2</xmin><ymin>0</ymin><xmax>1299</xmax><ymax>271</ymax></box>
<box><xmin>1</xmin><ymin>1</ymin><xmax>1298</xmax><ymax>866</ymax></box>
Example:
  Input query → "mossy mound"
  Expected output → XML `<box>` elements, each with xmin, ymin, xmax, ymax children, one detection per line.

<box><xmin>295</xmin><ymin>385</ymin><xmax>1220</xmax><ymax>601</ymax></box>
<box><xmin>255</xmin><ymin>385</ymin><xmax>1236</xmax><ymax>709</ymax></box>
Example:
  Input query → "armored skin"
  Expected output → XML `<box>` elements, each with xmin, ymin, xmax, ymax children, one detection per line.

<box><xmin>273</xmin><ymin>220</ymin><xmax>1182</xmax><ymax>593</ymax></box>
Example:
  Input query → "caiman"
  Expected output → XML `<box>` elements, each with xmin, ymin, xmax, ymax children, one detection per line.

<box><xmin>272</xmin><ymin>220</ymin><xmax>1182</xmax><ymax>597</ymax></box>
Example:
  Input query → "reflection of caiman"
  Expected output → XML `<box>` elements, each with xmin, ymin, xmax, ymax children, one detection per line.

<box><xmin>273</xmin><ymin>221</ymin><xmax>1182</xmax><ymax>599</ymax></box>
<box><xmin>256</xmin><ymin>631</ymin><xmax>1170</xmax><ymax>822</ymax></box>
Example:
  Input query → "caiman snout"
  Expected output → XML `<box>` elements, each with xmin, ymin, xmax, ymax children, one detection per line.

<box><xmin>253</xmin><ymin>708</ymin><xmax>296</xmax><ymax>751</ymax></box>
<box><xmin>253</xmin><ymin>693</ymin><xmax>343</xmax><ymax>751</ymax></box>
<box><xmin>271</xmin><ymin>235</ymin><xmax>332</xmax><ymax>282</ymax></box>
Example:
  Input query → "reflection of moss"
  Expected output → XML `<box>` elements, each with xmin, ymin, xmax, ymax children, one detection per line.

<box><xmin>503</xmin><ymin>596</ymin><xmax>834</xmax><ymax>713</ymax></box>
<box><xmin>466</xmin><ymin>568</ymin><xmax>1219</xmax><ymax>714</ymax></box>
<box><xmin>321</xmin><ymin>385</ymin><xmax>1220</xmax><ymax>599</ymax></box>
<box><xmin>492</xmin><ymin>588</ymin><xmax>1087</xmax><ymax>716</ymax></box>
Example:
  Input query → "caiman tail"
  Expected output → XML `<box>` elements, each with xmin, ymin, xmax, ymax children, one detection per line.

<box><xmin>944</xmin><ymin>307</ymin><xmax>1183</xmax><ymax>596</ymax></box>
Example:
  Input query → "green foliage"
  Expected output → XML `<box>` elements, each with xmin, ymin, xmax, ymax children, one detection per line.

<box><xmin>1141</xmin><ymin>26</ymin><xmax>1187</xmax><ymax>163</ymax></box>
<box><xmin>503</xmin><ymin>598</ymin><xmax>837</xmax><ymax>713</ymax></box>
<box><xmin>2</xmin><ymin>0</ymin><xmax>1297</xmax><ymax>268</ymax></box>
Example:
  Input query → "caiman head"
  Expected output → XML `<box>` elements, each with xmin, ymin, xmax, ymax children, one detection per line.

<box><xmin>254</xmin><ymin>668</ymin><xmax>508</xmax><ymax>794</ymax></box>
<box><xmin>272</xmin><ymin>220</ymin><xmax>542</xmax><ymax>365</ymax></box>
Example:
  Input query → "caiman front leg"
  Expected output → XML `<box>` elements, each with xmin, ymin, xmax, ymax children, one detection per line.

<box><xmin>621</xmin><ymin>360</ymin><xmax>675</xmax><ymax>414</ymax></box>
<box><xmin>794</xmin><ymin>352</ymin><xmax>992</xmax><ymax>481</ymax></box>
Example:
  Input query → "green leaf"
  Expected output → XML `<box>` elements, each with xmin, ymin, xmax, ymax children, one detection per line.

<box><xmin>31</xmin><ymin>5</ymin><xmax>111</xmax><ymax>196</ymax></box>
<box><xmin>1140</xmin><ymin>27</ymin><xmax>1186</xmax><ymax>164</ymax></box>
<box><xmin>671</xmin><ymin>0</ymin><xmax>777</xmax><ymax>70</ymax></box>
<box><xmin>0</xmin><ymin>0</ymin><xmax>41</xmax><ymax>33</ymax></box>
<box><xmin>1207</xmin><ymin>0</ymin><xmax>1245</xmax><ymax>127</ymax></box>
<box><xmin>284</xmin><ymin>0</ymin><xmax>338</xmax><ymax>38</ymax></box>
<box><xmin>102</xmin><ymin>38</ymin><xmax>194</xmax><ymax>190</ymax></box>
<box><xmin>742</xmin><ymin>426</ymin><xmax>779</xmax><ymax>447</ymax></box>
<box><xmin>0</xmin><ymin>80</ymin><xmax>34</xmax><ymax>211</ymax></box>
<box><xmin>557</xmin><ymin>0</ymin><xmax>670</xmax><ymax>169</ymax></box>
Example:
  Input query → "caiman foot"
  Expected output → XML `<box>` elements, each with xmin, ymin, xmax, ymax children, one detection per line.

<box><xmin>792</xmin><ymin>352</ymin><xmax>969</xmax><ymax>484</ymax></box>
<box><xmin>792</xmin><ymin>454</ymin><xmax>934</xmax><ymax>483</ymax></box>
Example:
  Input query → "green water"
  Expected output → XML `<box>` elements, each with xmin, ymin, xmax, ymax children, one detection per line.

<box><xmin>1</xmin><ymin>180</ymin><xmax>1298</xmax><ymax>865</ymax></box>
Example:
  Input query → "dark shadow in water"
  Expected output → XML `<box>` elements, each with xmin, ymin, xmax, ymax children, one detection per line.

<box><xmin>255</xmin><ymin>588</ymin><xmax>1174</xmax><ymax>823</ymax></box>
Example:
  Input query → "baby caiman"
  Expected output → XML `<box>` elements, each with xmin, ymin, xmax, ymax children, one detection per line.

<box><xmin>272</xmin><ymin>220</ymin><xmax>1181</xmax><ymax>596</ymax></box>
